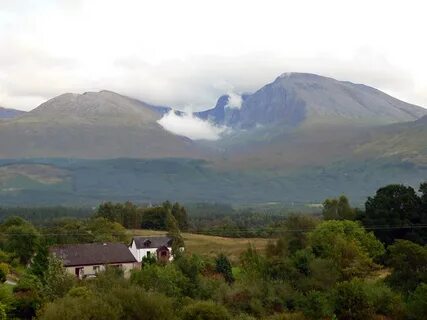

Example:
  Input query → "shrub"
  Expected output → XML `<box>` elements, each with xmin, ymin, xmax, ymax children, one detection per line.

<box><xmin>333</xmin><ymin>279</ymin><xmax>374</xmax><ymax>320</ymax></box>
<box><xmin>0</xmin><ymin>264</ymin><xmax>9</xmax><ymax>283</ymax></box>
<box><xmin>215</xmin><ymin>253</ymin><xmax>234</xmax><ymax>284</ymax></box>
<box><xmin>407</xmin><ymin>283</ymin><xmax>427</xmax><ymax>320</ymax></box>
<box><xmin>181</xmin><ymin>300</ymin><xmax>231</xmax><ymax>320</ymax></box>
<box><xmin>39</xmin><ymin>295</ymin><xmax>120</xmax><ymax>320</ymax></box>
<box><xmin>299</xmin><ymin>290</ymin><xmax>333</xmax><ymax>319</ymax></box>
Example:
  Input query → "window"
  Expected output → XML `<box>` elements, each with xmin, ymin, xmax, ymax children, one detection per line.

<box><xmin>93</xmin><ymin>265</ymin><xmax>100</xmax><ymax>273</ymax></box>
<box><xmin>146</xmin><ymin>251</ymin><xmax>151</xmax><ymax>258</ymax></box>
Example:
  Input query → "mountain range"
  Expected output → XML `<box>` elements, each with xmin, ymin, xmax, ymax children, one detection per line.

<box><xmin>0</xmin><ymin>106</ymin><xmax>26</xmax><ymax>120</ymax></box>
<box><xmin>0</xmin><ymin>73</ymin><xmax>426</xmax><ymax>206</ymax></box>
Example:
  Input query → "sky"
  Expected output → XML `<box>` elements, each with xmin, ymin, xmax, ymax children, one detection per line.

<box><xmin>1</xmin><ymin>0</ymin><xmax>427</xmax><ymax>114</ymax></box>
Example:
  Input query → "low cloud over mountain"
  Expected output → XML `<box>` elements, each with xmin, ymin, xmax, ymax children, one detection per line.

<box><xmin>157</xmin><ymin>110</ymin><xmax>227</xmax><ymax>140</ymax></box>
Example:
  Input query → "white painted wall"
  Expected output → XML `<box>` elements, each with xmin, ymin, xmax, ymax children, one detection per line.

<box><xmin>65</xmin><ymin>262</ymin><xmax>137</xmax><ymax>279</ymax></box>
<box><xmin>128</xmin><ymin>240</ymin><xmax>174</xmax><ymax>262</ymax></box>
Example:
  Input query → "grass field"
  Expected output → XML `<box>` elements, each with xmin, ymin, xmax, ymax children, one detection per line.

<box><xmin>131</xmin><ymin>229</ymin><xmax>271</xmax><ymax>262</ymax></box>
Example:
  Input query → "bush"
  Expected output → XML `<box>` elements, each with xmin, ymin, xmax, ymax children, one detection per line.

<box><xmin>40</xmin><ymin>287</ymin><xmax>176</xmax><ymax>320</ymax></box>
<box><xmin>181</xmin><ymin>300</ymin><xmax>231</xmax><ymax>320</ymax></box>
<box><xmin>107</xmin><ymin>287</ymin><xmax>176</xmax><ymax>320</ymax></box>
<box><xmin>0</xmin><ymin>264</ymin><xmax>9</xmax><ymax>283</ymax></box>
<box><xmin>386</xmin><ymin>240</ymin><xmax>427</xmax><ymax>294</ymax></box>
<box><xmin>39</xmin><ymin>295</ymin><xmax>120</xmax><ymax>320</ymax></box>
<box><xmin>10</xmin><ymin>273</ymin><xmax>44</xmax><ymax>319</ymax></box>
<box><xmin>131</xmin><ymin>264</ymin><xmax>190</xmax><ymax>298</ymax></box>
<box><xmin>299</xmin><ymin>290</ymin><xmax>333</xmax><ymax>319</ymax></box>
<box><xmin>333</xmin><ymin>279</ymin><xmax>374</xmax><ymax>320</ymax></box>
<box><xmin>215</xmin><ymin>253</ymin><xmax>234</xmax><ymax>284</ymax></box>
<box><xmin>407</xmin><ymin>283</ymin><xmax>427</xmax><ymax>320</ymax></box>
<box><xmin>364</xmin><ymin>281</ymin><xmax>404</xmax><ymax>319</ymax></box>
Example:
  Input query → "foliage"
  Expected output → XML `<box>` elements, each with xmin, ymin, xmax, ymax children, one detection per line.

<box><xmin>299</xmin><ymin>290</ymin><xmax>333</xmax><ymax>320</ymax></box>
<box><xmin>0</xmin><ymin>264</ymin><xmax>8</xmax><ymax>283</ymax></box>
<box><xmin>323</xmin><ymin>195</ymin><xmax>356</xmax><ymax>220</ymax></box>
<box><xmin>141</xmin><ymin>254</ymin><xmax>157</xmax><ymax>266</ymax></box>
<box><xmin>131</xmin><ymin>263</ymin><xmax>190</xmax><ymax>298</ymax></box>
<box><xmin>386</xmin><ymin>240</ymin><xmax>427</xmax><ymax>294</ymax></box>
<box><xmin>39</xmin><ymin>295</ymin><xmax>121</xmax><ymax>320</ymax></box>
<box><xmin>215</xmin><ymin>253</ymin><xmax>234</xmax><ymax>284</ymax></box>
<box><xmin>309</xmin><ymin>220</ymin><xmax>384</xmax><ymax>279</ymax></box>
<box><xmin>181</xmin><ymin>300</ymin><xmax>231</xmax><ymax>320</ymax></box>
<box><xmin>0</xmin><ymin>303</ymin><xmax>6</xmax><ymax>320</ymax></box>
<box><xmin>333</xmin><ymin>279</ymin><xmax>374</xmax><ymax>320</ymax></box>
<box><xmin>96</xmin><ymin>200</ymin><xmax>190</xmax><ymax>232</ymax></box>
<box><xmin>42</xmin><ymin>217</ymin><xmax>129</xmax><ymax>245</ymax></box>
<box><xmin>40</xmin><ymin>281</ymin><xmax>176</xmax><ymax>320</ymax></box>
<box><xmin>166</xmin><ymin>212</ymin><xmax>185</xmax><ymax>258</ymax></box>
<box><xmin>364</xmin><ymin>281</ymin><xmax>405</xmax><ymax>319</ymax></box>
<box><xmin>10</xmin><ymin>273</ymin><xmax>44</xmax><ymax>319</ymax></box>
<box><xmin>281</xmin><ymin>214</ymin><xmax>319</xmax><ymax>254</ymax></box>
<box><xmin>2</xmin><ymin>217</ymin><xmax>40</xmax><ymax>264</ymax></box>
<box><xmin>30</xmin><ymin>243</ymin><xmax>49</xmax><ymax>282</ymax></box>
<box><xmin>43</xmin><ymin>256</ymin><xmax>75</xmax><ymax>301</ymax></box>
<box><xmin>165</xmin><ymin>201</ymin><xmax>189</xmax><ymax>231</ymax></box>
<box><xmin>96</xmin><ymin>201</ymin><xmax>141</xmax><ymax>229</ymax></box>
<box><xmin>406</xmin><ymin>283</ymin><xmax>427</xmax><ymax>320</ymax></box>
<box><xmin>0</xmin><ymin>206</ymin><xmax>92</xmax><ymax>225</ymax></box>
<box><xmin>362</xmin><ymin>183</ymin><xmax>426</xmax><ymax>244</ymax></box>
<box><xmin>239</xmin><ymin>245</ymin><xmax>268</xmax><ymax>280</ymax></box>
<box><xmin>1</xmin><ymin>191</ymin><xmax>427</xmax><ymax>320</ymax></box>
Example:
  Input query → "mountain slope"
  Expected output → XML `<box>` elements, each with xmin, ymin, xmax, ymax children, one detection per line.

<box><xmin>0</xmin><ymin>91</ymin><xmax>202</xmax><ymax>159</ymax></box>
<box><xmin>198</xmin><ymin>73</ymin><xmax>427</xmax><ymax>128</ymax></box>
<box><xmin>355</xmin><ymin>115</ymin><xmax>427</xmax><ymax>165</ymax></box>
<box><xmin>0</xmin><ymin>106</ymin><xmax>26</xmax><ymax>119</ymax></box>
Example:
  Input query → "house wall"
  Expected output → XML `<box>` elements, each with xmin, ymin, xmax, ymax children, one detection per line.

<box><xmin>128</xmin><ymin>240</ymin><xmax>174</xmax><ymax>262</ymax></box>
<box><xmin>65</xmin><ymin>262</ymin><xmax>138</xmax><ymax>279</ymax></box>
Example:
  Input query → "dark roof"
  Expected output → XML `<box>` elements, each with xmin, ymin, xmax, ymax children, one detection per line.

<box><xmin>132</xmin><ymin>236</ymin><xmax>173</xmax><ymax>249</ymax></box>
<box><xmin>156</xmin><ymin>245</ymin><xmax>170</xmax><ymax>252</ymax></box>
<box><xmin>50</xmin><ymin>242</ymin><xmax>137</xmax><ymax>267</ymax></box>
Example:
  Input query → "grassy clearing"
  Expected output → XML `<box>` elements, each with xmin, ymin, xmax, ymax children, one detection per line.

<box><xmin>131</xmin><ymin>229</ymin><xmax>271</xmax><ymax>262</ymax></box>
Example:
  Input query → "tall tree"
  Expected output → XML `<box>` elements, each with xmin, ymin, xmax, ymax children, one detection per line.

<box><xmin>3</xmin><ymin>218</ymin><xmax>40</xmax><ymax>264</ymax></box>
<box><xmin>166</xmin><ymin>212</ymin><xmax>184</xmax><ymax>258</ymax></box>
<box><xmin>30</xmin><ymin>243</ymin><xmax>49</xmax><ymax>282</ymax></box>
<box><xmin>309</xmin><ymin>220</ymin><xmax>385</xmax><ymax>279</ymax></box>
<box><xmin>323</xmin><ymin>195</ymin><xmax>356</xmax><ymax>220</ymax></box>
<box><xmin>386</xmin><ymin>239</ymin><xmax>427</xmax><ymax>294</ymax></box>
<box><xmin>363</xmin><ymin>184</ymin><xmax>423</xmax><ymax>244</ymax></box>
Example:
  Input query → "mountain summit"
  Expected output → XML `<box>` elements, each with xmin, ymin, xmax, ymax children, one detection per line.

<box><xmin>197</xmin><ymin>73</ymin><xmax>427</xmax><ymax>128</ymax></box>
<box><xmin>0</xmin><ymin>91</ymin><xmax>200</xmax><ymax>159</ymax></box>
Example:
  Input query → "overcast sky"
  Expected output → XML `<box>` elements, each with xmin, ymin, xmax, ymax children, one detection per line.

<box><xmin>1</xmin><ymin>0</ymin><xmax>427</xmax><ymax>111</ymax></box>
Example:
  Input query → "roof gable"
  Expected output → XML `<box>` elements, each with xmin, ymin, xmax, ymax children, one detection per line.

<box><xmin>50</xmin><ymin>242</ymin><xmax>136</xmax><ymax>267</ymax></box>
<box><xmin>132</xmin><ymin>236</ymin><xmax>172</xmax><ymax>249</ymax></box>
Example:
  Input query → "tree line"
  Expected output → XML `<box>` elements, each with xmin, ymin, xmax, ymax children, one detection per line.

<box><xmin>95</xmin><ymin>201</ymin><xmax>189</xmax><ymax>231</ymax></box>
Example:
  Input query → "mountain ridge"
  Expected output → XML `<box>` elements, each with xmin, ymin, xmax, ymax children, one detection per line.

<box><xmin>0</xmin><ymin>73</ymin><xmax>427</xmax><ymax>205</ymax></box>
<box><xmin>0</xmin><ymin>91</ymin><xmax>204</xmax><ymax>159</ymax></box>
<box><xmin>0</xmin><ymin>106</ymin><xmax>26</xmax><ymax>119</ymax></box>
<box><xmin>196</xmin><ymin>73</ymin><xmax>427</xmax><ymax>129</ymax></box>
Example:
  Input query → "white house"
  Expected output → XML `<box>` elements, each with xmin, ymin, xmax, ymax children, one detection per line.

<box><xmin>129</xmin><ymin>236</ymin><xmax>174</xmax><ymax>262</ymax></box>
